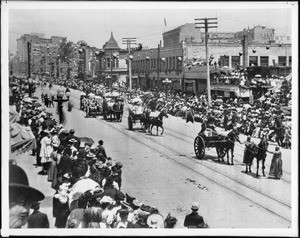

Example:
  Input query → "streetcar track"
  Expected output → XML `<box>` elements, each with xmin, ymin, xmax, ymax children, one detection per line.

<box><xmin>52</xmin><ymin>87</ymin><xmax>291</xmax><ymax>223</ymax></box>
<box><xmin>101</xmin><ymin>115</ymin><xmax>291</xmax><ymax>223</ymax></box>
<box><xmin>163</xmin><ymin>123</ymin><xmax>292</xmax><ymax>177</ymax></box>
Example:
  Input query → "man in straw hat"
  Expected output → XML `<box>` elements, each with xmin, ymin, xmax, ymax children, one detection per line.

<box><xmin>9</xmin><ymin>164</ymin><xmax>45</xmax><ymax>228</ymax></box>
<box><xmin>184</xmin><ymin>202</ymin><xmax>206</xmax><ymax>228</ymax></box>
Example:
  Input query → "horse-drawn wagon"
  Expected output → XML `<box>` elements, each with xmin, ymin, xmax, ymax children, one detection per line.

<box><xmin>103</xmin><ymin>96</ymin><xmax>124</xmax><ymax>122</ymax></box>
<box><xmin>194</xmin><ymin>126</ymin><xmax>240</xmax><ymax>164</ymax></box>
<box><xmin>128</xmin><ymin>103</ymin><xmax>146</xmax><ymax>130</ymax></box>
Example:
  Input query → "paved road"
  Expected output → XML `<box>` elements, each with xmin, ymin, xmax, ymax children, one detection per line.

<box><xmin>12</xmin><ymin>84</ymin><xmax>292</xmax><ymax>231</ymax></box>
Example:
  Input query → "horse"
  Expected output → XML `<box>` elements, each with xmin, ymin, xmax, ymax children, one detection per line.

<box><xmin>140</xmin><ymin>109</ymin><xmax>151</xmax><ymax>131</ymax></box>
<box><xmin>149</xmin><ymin>109</ymin><xmax>169</xmax><ymax>136</ymax></box>
<box><xmin>222</xmin><ymin>129</ymin><xmax>240</xmax><ymax>165</ymax></box>
<box><xmin>246</xmin><ymin>136</ymin><xmax>269</xmax><ymax>178</ymax></box>
<box><xmin>115</xmin><ymin>101</ymin><xmax>124</xmax><ymax>122</ymax></box>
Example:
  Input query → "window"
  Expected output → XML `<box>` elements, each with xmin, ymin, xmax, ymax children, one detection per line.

<box><xmin>166</xmin><ymin>57</ymin><xmax>169</xmax><ymax>69</ymax></box>
<box><xmin>289</xmin><ymin>56</ymin><xmax>292</xmax><ymax>66</ymax></box>
<box><xmin>220</xmin><ymin>56</ymin><xmax>229</xmax><ymax>67</ymax></box>
<box><xmin>231</xmin><ymin>56</ymin><xmax>240</xmax><ymax>69</ymax></box>
<box><xmin>287</xmin><ymin>36</ymin><xmax>290</xmax><ymax>41</ymax></box>
<box><xmin>260</xmin><ymin>56</ymin><xmax>269</xmax><ymax>66</ymax></box>
<box><xmin>249</xmin><ymin>56</ymin><xmax>258</xmax><ymax>66</ymax></box>
<box><xmin>278</xmin><ymin>56</ymin><xmax>287</xmax><ymax>66</ymax></box>
<box><xmin>107</xmin><ymin>58</ymin><xmax>110</xmax><ymax>68</ymax></box>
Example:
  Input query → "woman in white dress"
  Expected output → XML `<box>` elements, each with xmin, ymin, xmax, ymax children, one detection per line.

<box><xmin>39</xmin><ymin>131</ymin><xmax>53</xmax><ymax>175</ymax></box>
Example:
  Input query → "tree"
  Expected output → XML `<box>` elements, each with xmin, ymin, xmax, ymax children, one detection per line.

<box><xmin>57</xmin><ymin>39</ymin><xmax>75</xmax><ymax>79</ymax></box>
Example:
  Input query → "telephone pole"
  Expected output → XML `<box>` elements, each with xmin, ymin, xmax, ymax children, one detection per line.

<box><xmin>122</xmin><ymin>37</ymin><xmax>136</xmax><ymax>92</ymax></box>
<box><xmin>157</xmin><ymin>40</ymin><xmax>161</xmax><ymax>92</ymax></box>
<box><xmin>195</xmin><ymin>18</ymin><xmax>217</xmax><ymax>108</ymax></box>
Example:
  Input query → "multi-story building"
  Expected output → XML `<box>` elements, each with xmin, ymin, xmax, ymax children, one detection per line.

<box><xmin>16</xmin><ymin>33</ymin><xmax>65</xmax><ymax>62</ymax></box>
<box><xmin>235</xmin><ymin>25</ymin><xmax>275</xmax><ymax>44</ymax></box>
<box><xmin>275</xmin><ymin>35</ymin><xmax>291</xmax><ymax>44</ymax></box>
<box><xmin>131</xmin><ymin>25</ymin><xmax>291</xmax><ymax>93</ymax></box>
<box><xmin>163</xmin><ymin>23</ymin><xmax>201</xmax><ymax>47</ymax></box>
<box><xmin>163</xmin><ymin>23</ymin><xmax>238</xmax><ymax>47</ymax></box>
<box><xmin>95</xmin><ymin>33</ymin><xmax>128</xmax><ymax>87</ymax></box>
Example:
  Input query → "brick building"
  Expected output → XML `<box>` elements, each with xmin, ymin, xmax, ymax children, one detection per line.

<box><xmin>95</xmin><ymin>32</ymin><xmax>128</xmax><ymax>87</ymax></box>
<box><xmin>131</xmin><ymin>32</ymin><xmax>291</xmax><ymax>93</ymax></box>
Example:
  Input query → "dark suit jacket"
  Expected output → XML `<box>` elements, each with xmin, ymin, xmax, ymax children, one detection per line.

<box><xmin>183</xmin><ymin>212</ymin><xmax>204</xmax><ymax>228</ymax></box>
<box><xmin>27</xmin><ymin>210</ymin><xmax>49</xmax><ymax>228</ymax></box>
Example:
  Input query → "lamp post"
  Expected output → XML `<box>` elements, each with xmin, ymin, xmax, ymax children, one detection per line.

<box><xmin>78</xmin><ymin>45</ymin><xmax>87</xmax><ymax>82</ymax></box>
<box><xmin>52</xmin><ymin>88</ymin><xmax>70</xmax><ymax>124</ymax></box>
<box><xmin>162</xmin><ymin>78</ymin><xmax>172</xmax><ymax>100</ymax></box>
<box><xmin>46</xmin><ymin>44</ymin><xmax>50</xmax><ymax>75</ymax></box>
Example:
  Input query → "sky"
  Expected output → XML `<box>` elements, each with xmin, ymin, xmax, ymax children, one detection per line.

<box><xmin>3</xmin><ymin>1</ymin><xmax>296</xmax><ymax>55</ymax></box>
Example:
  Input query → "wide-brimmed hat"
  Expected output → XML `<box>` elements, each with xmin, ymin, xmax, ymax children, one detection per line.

<box><xmin>9</xmin><ymin>164</ymin><xmax>45</xmax><ymax>202</ymax></box>
<box><xmin>146</xmin><ymin>214</ymin><xmax>164</xmax><ymax>228</ymax></box>
<box><xmin>100</xmin><ymin>195</ymin><xmax>115</xmax><ymax>204</ymax></box>
<box><xmin>132</xmin><ymin>199</ymin><xmax>144</xmax><ymax>208</ymax></box>
<box><xmin>86</xmin><ymin>152</ymin><xmax>96</xmax><ymax>160</ymax></box>
<box><xmin>191</xmin><ymin>202</ymin><xmax>199</xmax><ymax>210</ymax></box>
<box><xmin>69</xmin><ymin>138</ymin><xmax>77</xmax><ymax>143</ymax></box>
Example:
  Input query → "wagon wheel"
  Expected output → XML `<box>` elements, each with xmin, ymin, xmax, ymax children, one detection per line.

<box><xmin>216</xmin><ymin>146</ymin><xmax>227</xmax><ymax>159</ymax></box>
<box><xmin>128</xmin><ymin>115</ymin><xmax>133</xmax><ymax>130</ymax></box>
<box><xmin>194</xmin><ymin>135</ymin><xmax>205</xmax><ymax>159</ymax></box>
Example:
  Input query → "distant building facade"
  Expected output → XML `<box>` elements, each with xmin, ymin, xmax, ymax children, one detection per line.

<box><xmin>235</xmin><ymin>25</ymin><xmax>275</xmax><ymax>44</ymax></box>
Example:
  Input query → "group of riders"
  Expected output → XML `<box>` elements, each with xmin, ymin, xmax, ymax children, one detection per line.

<box><xmin>80</xmin><ymin>94</ymin><xmax>124</xmax><ymax>121</ymax></box>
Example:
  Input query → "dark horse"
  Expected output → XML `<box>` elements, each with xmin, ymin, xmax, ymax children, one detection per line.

<box><xmin>149</xmin><ymin>109</ymin><xmax>169</xmax><ymax>135</ymax></box>
<box><xmin>113</xmin><ymin>101</ymin><xmax>124</xmax><ymax>122</ymax></box>
<box><xmin>246</xmin><ymin>136</ymin><xmax>269</xmax><ymax>178</ymax></box>
<box><xmin>221</xmin><ymin>129</ymin><xmax>241</xmax><ymax>165</ymax></box>
<box><xmin>140</xmin><ymin>109</ymin><xmax>151</xmax><ymax>131</ymax></box>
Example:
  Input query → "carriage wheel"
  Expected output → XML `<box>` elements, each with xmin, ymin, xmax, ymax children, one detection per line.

<box><xmin>194</xmin><ymin>136</ymin><xmax>205</xmax><ymax>159</ymax></box>
<box><xmin>128</xmin><ymin>115</ymin><xmax>133</xmax><ymax>130</ymax></box>
<box><xmin>216</xmin><ymin>146</ymin><xmax>226</xmax><ymax>159</ymax></box>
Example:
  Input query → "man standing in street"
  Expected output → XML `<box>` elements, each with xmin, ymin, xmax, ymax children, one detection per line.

<box><xmin>184</xmin><ymin>202</ymin><xmax>207</xmax><ymax>228</ymax></box>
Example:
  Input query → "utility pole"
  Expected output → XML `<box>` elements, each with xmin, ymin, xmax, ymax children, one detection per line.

<box><xmin>157</xmin><ymin>40</ymin><xmax>161</xmax><ymax>92</ymax></box>
<box><xmin>241</xmin><ymin>34</ymin><xmax>249</xmax><ymax>68</ymax></box>
<box><xmin>195</xmin><ymin>18</ymin><xmax>217</xmax><ymax>108</ymax></box>
<box><xmin>27</xmin><ymin>42</ymin><xmax>31</xmax><ymax>79</ymax></box>
<box><xmin>122</xmin><ymin>37</ymin><xmax>136</xmax><ymax>91</ymax></box>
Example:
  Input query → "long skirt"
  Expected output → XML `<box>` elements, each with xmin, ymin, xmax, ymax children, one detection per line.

<box><xmin>48</xmin><ymin>161</ymin><xmax>58</xmax><ymax>189</ymax></box>
<box><xmin>269</xmin><ymin>157</ymin><xmax>283</xmax><ymax>179</ymax></box>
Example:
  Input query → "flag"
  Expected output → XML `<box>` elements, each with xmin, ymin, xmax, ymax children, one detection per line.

<box><xmin>164</xmin><ymin>18</ymin><xmax>167</xmax><ymax>26</ymax></box>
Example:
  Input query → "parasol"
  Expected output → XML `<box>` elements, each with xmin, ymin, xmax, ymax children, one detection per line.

<box><xmin>10</xmin><ymin>123</ymin><xmax>36</xmax><ymax>155</ymax></box>
<box><xmin>243</xmin><ymin>104</ymin><xmax>252</xmax><ymax>109</ymax></box>
<box><xmin>78</xmin><ymin>137</ymin><xmax>94</xmax><ymax>147</ymax></box>
<box><xmin>68</xmin><ymin>178</ymin><xmax>100</xmax><ymax>205</ymax></box>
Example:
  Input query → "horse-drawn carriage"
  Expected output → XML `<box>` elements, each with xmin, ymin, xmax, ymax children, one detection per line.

<box><xmin>128</xmin><ymin>103</ymin><xmax>146</xmax><ymax>130</ymax></box>
<box><xmin>103</xmin><ymin>97</ymin><xmax>124</xmax><ymax>122</ymax></box>
<box><xmin>88</xmin><ymin>95</ymin><xmax>103</xmax><ymax>117</ymax></box>
<box><xmin>194</xmin><ymin>125</ymin><xmax>240</xmax><ymax>164</ymax></box>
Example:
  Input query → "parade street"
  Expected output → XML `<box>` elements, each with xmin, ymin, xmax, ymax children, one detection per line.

<box><xmin>13</xmin><ymin>85</ymin><xmax>292</xmax><ymax>229</ymax></box>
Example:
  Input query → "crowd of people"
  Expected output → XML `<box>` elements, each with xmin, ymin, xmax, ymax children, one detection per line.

<box><xmin>8</xmin><ymin>71</ymin><xmax>290</xmax><ymax>229</ymax></box>
<box><xmin>9</xmin><ymin>77</ymin><xmax>210</xmax><ymax>229</ymax></box>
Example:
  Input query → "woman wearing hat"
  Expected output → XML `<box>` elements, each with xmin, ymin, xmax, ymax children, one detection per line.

<box><xmin>9</xmin><ymin>164</ymin><xmax>45</xmax><ymax>228</ymax></box>
<box><xmin>39</xmin><ymin>131</ymin><xmax>53</xmax><ymax>175</ymax></box>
